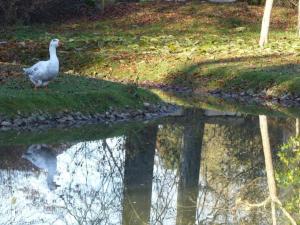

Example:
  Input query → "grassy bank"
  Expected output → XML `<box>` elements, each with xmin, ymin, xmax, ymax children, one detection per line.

<box><xmin>0</xmin><ymin>63</ymin><xmax>159</xmax><ymax>116</ymax></box>
<box><xmin>1</xmin><ymin>2</ymin><xmax>300</xmax><ymax>114</ymax></box>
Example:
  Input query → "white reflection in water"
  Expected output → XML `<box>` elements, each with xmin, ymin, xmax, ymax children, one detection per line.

<box><xmin>150</xmin><ymin>149</ymin><xmax>179</xmax><ymax>225</ymax></box>
<box><xmin>0</xmin><ymin>137</ymin><xmax>126</xmax><ymax>225</ymax></box>
<box><xmin>55</xmin><ymin>137</ymin><xmax>125</xmax><ymax>225</ymax></box>
<box><xmin>22</xmin><ymin>144</ymin><xmax>58</xmax><ymax>190</ymax></box>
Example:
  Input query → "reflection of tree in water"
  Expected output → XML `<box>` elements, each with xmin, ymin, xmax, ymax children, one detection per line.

<box><xmin>177</xmin><ymin>116</ymin><xmax>204</xmax><ymax>225</ymax></box>
<box><xmin>234</xmin><ymin>115</ymin><xmax>297</xmax><ymax>225</ymax></box>
<box><xmin>197</xmin><ymin>116</ymin><xmax>272</xmax><ymax>224</ymax></box>
<box><xmin>156</xmin><ymin>124</ymin><xmax>183</xmax><ymax>170</ymax></box>
<box><xmin>212</xmin><ymin>117</ymin><xmax>265</xmax><ymax>178</ymax></box>
<box><xmin>2</xmin><ymin>113</ymin><xmax>299</xmax><ymax>225</ymax></box>
<box><xmin>152</xmin><ymin>108</ymin><xmax>205</xmax><ymax>225</ymax></box>
<box><xmin>153</xmin><ymin>114</ymin><xmax>288</xmax><ymax>224</ymax></box>
<box><xmin>56</xmin><ymin>138</ymin><xmax>126</xmax><ymax>225</ymax></box>
<box><xmin>150</xmin><ymin>149</ymin><xmax>179</xmax><ymax>225</ymax></box>
<box><xmin>0</xmin><ymin>138</ymin><xmax>127</xmax><ymax>225</ymax></box>
<box><xmin>123</xmin><ymin>125</ymin><xmax>157</xmax><ymax>225</ymax></box>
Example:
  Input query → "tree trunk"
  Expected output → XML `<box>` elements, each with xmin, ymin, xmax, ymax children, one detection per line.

<box><xmin>101</xmin><ymin>0</ymin><xmax>105</xmax><ymax>14</ymax></box>
<box><xmin>259</xmin><ymin>0</ymin><xmax>274</xmax><ymax>47</ymax></box>
<box><xmin>298</xmin><ymin>0</ymin><xmax>300</xmax><ymax>36</ymax></box>
<box><xmin>296</xmin><ymin>118</ymin><xmax>300</xmax><ymax>136</ymax></box>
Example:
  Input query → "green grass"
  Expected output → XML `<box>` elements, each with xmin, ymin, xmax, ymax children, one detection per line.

<box><xmin>1</xmin><ymin>2</ymin><xmax>300</xmax><ymax>115</ymax></box>
<box><xmin>0</xmin><ymin>72</ymin><xmax>160</xmax><ymax>116</ymax></box>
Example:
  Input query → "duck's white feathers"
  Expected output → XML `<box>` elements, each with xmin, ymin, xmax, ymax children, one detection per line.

<box><xmin>23</xmin><ymin>60</ymin><xmax>58</xmax><ymax>86</ymax></box>
<box><xmin>24</xmin><ymin>61</ymin><xmax>48</xmax><ymax>79</ymax></box>
<box><xmin>23</xmin><ymin>39</ymin><xmax>60</xmax><ymax>87</ymax></box>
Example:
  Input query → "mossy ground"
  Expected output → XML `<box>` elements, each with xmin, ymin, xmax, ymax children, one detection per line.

<box><xmin>1</xmin><ymin>2</ymin><xmax>300</xmax><ymax>114</ymax></box>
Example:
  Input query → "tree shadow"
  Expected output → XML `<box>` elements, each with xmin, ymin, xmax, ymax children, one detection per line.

<box><xmin>162</xmin><ymin>53</ymin><xmax>300</xmax><ymax>94</ymax></box>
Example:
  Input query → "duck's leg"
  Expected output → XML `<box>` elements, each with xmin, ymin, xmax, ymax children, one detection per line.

<box><xmin>31</xmin><ymin>78</ymin><xmax>40</xmax><ymax>91</ymax></box>
<box><xmin>43</xmin><ymin>82</ymin><xmax>49</xmax><ymax>91</ymax></box>
<box><xmin>35</xmin><ymin>80</ymin><xmax>43</xmax><ymax>91</ymax></box>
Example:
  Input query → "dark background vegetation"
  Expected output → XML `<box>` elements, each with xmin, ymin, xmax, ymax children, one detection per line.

<box><xmin>0</xmin><ymin>0</ymin><xmax>297</xmax><ymax>25</ymax></box>
<box><xmin>0</xmin><ymin>0</ymin><xmax>92</xmax><ymax>25</ymax></box>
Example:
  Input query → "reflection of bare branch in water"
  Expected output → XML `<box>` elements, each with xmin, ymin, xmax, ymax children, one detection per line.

<box><xmin>56</xmin><ymin>137</ymin><xmax>126</xmax><ymax>225</ymax></box>
<box><xmin>194</xmin><ymin>121</ymin><xmax>269</xmax><ymax>225</ymax></box>
<box><xmin>150</xmin><ymin>149</ymin><xmax>179</xmax><ymax>225</ymax></box>
<box><xmin>0</xmin><ymin>169</ymin><xmax>45</xmax><ymax>225</ymax></box>
<box><xmin>102</xmin><ymin>140</ymin><xmax>124</xmax><ymax>178</ymax></box>
<box><xmin>195</xmin><ymin>163</ymin><xmax>237</xmax><ymax>225</ymax></box>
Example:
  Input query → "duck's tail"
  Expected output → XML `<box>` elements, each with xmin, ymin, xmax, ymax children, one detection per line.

<box><xmin>23</xmin><ymin>68</ymin><xmax>30</xmax><ymax>76</ymax></box>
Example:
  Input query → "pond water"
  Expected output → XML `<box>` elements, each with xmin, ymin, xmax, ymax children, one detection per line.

<box><xmin>0</xmin><ymin>106</ymin><xmax>299</xmax><ymax>225</ymax></box>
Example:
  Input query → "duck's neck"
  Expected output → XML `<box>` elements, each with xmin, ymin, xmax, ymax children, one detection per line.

<box><xmin>49</xmin><ymin>46</ymin><xmax>58</xmax><ymax>61</ymax></box>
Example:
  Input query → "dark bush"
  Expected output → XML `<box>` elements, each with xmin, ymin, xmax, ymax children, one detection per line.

<box><xmin>240</xmin><ymin>0</ymin><xmax>297</xmax><ymax>7</ymax></box>
<box><xmin>242</xmin><ymin>0</ymin><xmax>265</xmax><ymax>5</ymax></box>
<box><xmin>0</xmin><ymin>0</ymin><xmax>89</xmax><ymax>25</ymax></box>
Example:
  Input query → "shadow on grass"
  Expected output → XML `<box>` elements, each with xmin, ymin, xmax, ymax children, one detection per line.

<box><xmin>162</xmin><ymin>53</ymin><xmax>300</xmax><ymax>93</ymax></box>
<box><xmin>0</xmin><ymin>63</ymin><xmax>160</xmax><ymax>116</ymax></box>
<box><xmin>0</xmin><ymin>2</ymin><xmax>286</xmax><ymax>82</ymax></box>
<box><xmin>155</xmin><ymin>53</ymin><xmax>300</xmax><ymax>117</ymax></box>
<box><xmin>158</xmin><ymin>89</ymin><xmax>300</xmax><ymax>119</ymax></box>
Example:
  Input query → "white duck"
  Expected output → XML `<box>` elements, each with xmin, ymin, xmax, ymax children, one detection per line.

<box><xmin>23</xmin><ymin>39</ymin><xmax>61</xmax><ymax>89</ymax></box>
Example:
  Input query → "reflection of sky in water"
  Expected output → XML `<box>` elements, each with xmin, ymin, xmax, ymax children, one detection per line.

<box><xmin>150</xmin><ymin>149</ymin><xmax>178</xmax><ymax>225</ymax></box>
<box><xmin>0</xmin><ymin>122</ymin><xmax>295</xmax><ymax>225</ymax></box>
<box><xmin>0</xmin><ymin>137</ymin><xmax>126</xmax><ymax>225</ymax></box>
<box><xmin>0</xmin><ymin>138</ymin><xmax>271</xmax><ymax>225</ymax></box>
<box><xmin>55</xmin><ymin>138</ymin><xmax>125</xmax><ymax>225</ymax></box>
<box><xmin>0</xmin><ymin>137</ymin><xmax>182</xmax><ymax>225</ymax></box>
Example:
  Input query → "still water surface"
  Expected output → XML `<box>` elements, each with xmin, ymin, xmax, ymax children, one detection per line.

<box><xmin>0</xmin><ymin>107</ymin><xmax>299</xmax><ymax>225</ymax></box>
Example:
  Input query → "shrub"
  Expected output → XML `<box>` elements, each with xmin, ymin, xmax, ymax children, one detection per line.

<box><xmin>240</xmin><ymin>0</ymin><xmax>297</xmax><ymax>7</ymax></box>
<box><xmin>0</xmin><ymin>0</ymin><xmax>86</xmax><ymax>25</ymax></box>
